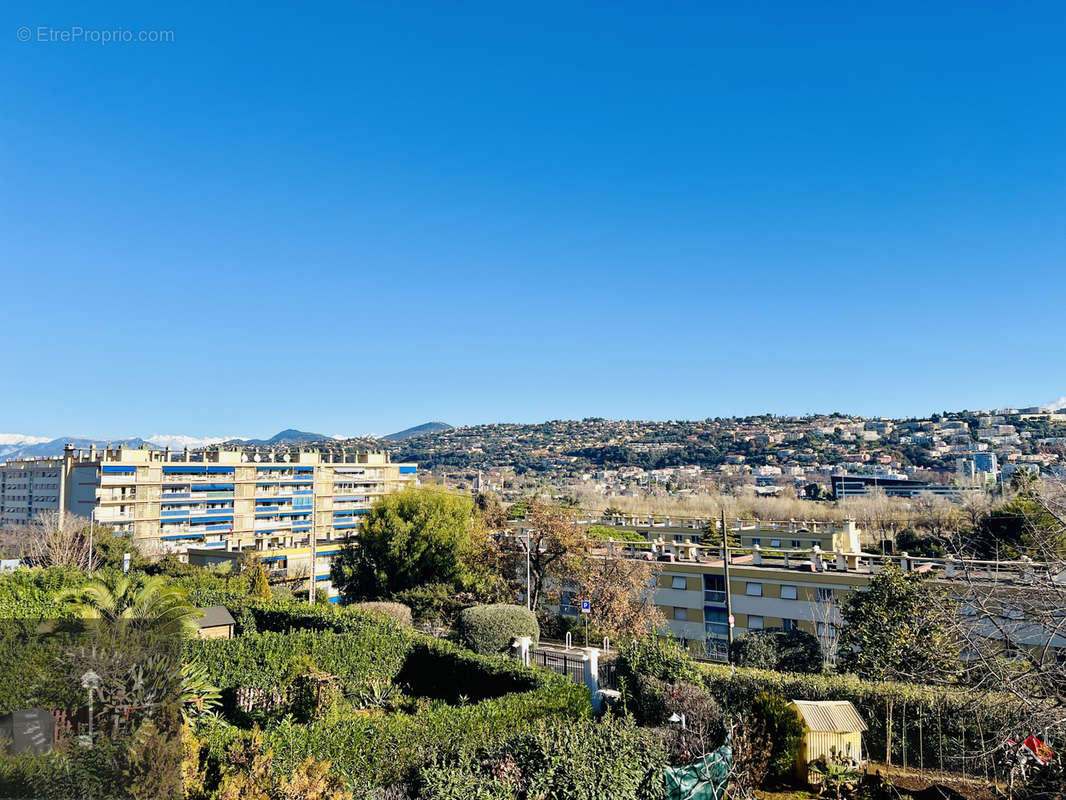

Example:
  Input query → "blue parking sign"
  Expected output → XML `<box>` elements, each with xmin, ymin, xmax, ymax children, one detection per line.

<box><xmin>580</xmin><ymin>600</ymin><xmax>591</xmax><ymax>614</ymax></box>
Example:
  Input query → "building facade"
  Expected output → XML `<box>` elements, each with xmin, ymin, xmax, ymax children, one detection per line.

<box><xmin>0</xmin><ymin>457</ymin><xmax>66</xmax><ymax>527</ymax></box>
<box><xmin>1</xmin><ymin>444</ymin><xmax>417</xmax><ymax>559</ymax></box>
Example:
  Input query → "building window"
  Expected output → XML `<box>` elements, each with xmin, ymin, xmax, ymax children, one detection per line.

<box><xmin>817</xmin><ymin>587</ymin><xmax>834</xmax><ymax>602</ymax></box>
<box><xmin>781</xmin><ymin>585</ymin><xmax>798</xmax><ymax>600</ymax></box>
<box><xmin>674</xmin><ymin>607</ymin><xmax>689</xmax><ymax>621</ymax></box>
<box><xmin>748</xmin><ymin>615</ymin><xmax>764</xmax><ymax>630</ymax></box>
<box><xmin>782</xmin><ymin>618</ymin><xmax>799</xmax><ymax>632</ymax></box>
<box><xmin>746</xmin><ymin>582</ymin><xmax>762</xmax><ymax>596</ymax></box>
<box><xmin>671</xmin><ymin>576</ymin><xmax>687</xmax><ymax>590</ymax></box>
<box><xmin>791</xmin><ymin>540</ymin><xmax>801</xmax><ymax>548</ymax></box>
<box><xmin>751</xmin><ymin>537</ymin><xmax>761</xmax><ymax>546</ymax></box>
<box><xmin>703</xmin><ymin>574</ymin><xmax>726</xmax><ymax>604</ymax></box>
<box><xmin>770</xmin><ymin>539</ymin><xmax>781</xmax><ymax>548</ymax></box>
<box><xmin>704</xmin><ymin>608</ymin><xmax>728</xmax><ymax>639</ymax></box>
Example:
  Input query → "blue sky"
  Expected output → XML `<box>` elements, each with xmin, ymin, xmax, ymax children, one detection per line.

<box><xmin>2</xmin><ymin>2</ymin><xmax>1064</xmax><ymax>438</ymax></box>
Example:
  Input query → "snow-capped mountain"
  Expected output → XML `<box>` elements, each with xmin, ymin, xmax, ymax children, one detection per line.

<box><xmin>0</xmin><ymin>429</ymin><xmax>331</xmax><ymax>460</ymax></box>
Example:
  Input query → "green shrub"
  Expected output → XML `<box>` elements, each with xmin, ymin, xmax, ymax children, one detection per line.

<box><xmin>420</xmin><ymin>715</ymin><xmax>667</xmax><ymax>800</ymax></box>
<box><xmin>352</xmin><ymin>601</ymin><xmax>413</xmax><ymax>627</ymax></box>
<box><xmin>185</xmin><ymin>627</ymin><xmax>412</xmax><ymax>693</ymax></box>
<box><xmin>392</xmin><ymin>582</ymin><xmax>471</xmax><ymax>627</ymax></box>
<box><xmin>398</xmin><ymin>639</ymin><xmax>540</xmax><ymax>703</ymax></box>
<box><xmin>729</xmin><ymin>632</ymin><xmax>778</xmax><ymax>670</ymax></box>
<box><xmin>752</xmin><ymin>691</ymin><xmax>804</xmax><ymax>782</ymax></box>
<box><xmin>616</xmin><ymin>636</ymin><xmax>700</xmax><ymax>692</ymax></box>
<box><xmin>730</xmin><ymin>629</ymin><xmax>822</xmax><ymax>674</ymax></box>
<box><xmin>200</xmin><ymin>670</ymin><xmax>590</xmax><ymax>789</ymax></box>
<box><xmin>456</xmin><ymin>604</ymin><xmax>539</xmax><ymax>656</ymax></box>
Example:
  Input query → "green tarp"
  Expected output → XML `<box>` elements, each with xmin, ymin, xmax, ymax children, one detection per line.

<box><xmin>663</xmin><ymin>737</ymin><xmax>733</xmax><ymax>800</ymax></box>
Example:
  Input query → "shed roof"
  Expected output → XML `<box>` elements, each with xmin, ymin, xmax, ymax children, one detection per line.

<box><xmin>790</xmin><ymin>700</ymin><xmax>867</xmax><ymax>733</ymax></box>
<box><xmin>196</xmin><ymin>605</ymin><xmax>236</xmax><ymax>629</ymax></box>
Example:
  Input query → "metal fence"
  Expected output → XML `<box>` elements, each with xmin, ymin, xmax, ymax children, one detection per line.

<box><xmin>598</xmin><ymin>659</ymin><xmax>619</xmax><ymax>690</ymax></box>
<box><xmin>531</xmin><ymin>649</ymin><xmax>586</xmax><ymax>684</ymax></box>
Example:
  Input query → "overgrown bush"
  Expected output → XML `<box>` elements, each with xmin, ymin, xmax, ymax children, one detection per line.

<box><xmin>352</xmin><ymin>601</ymin><xmax>413</xmax><ymax>628</ymax></box>
<box><xmin>192</xmin><ymin>670</ymin><xmax>590</xmax><ymax>790</ymax></box>
<box><xmin>632</xmin><ymin>677</ymin><xmax>725</xmax><ymax>766</ymax></box>
<box><xmin>729</xmin><ymin>632</ymin><xmax>778</xmax><ymax>670</ymax></box>
<box><xmin>392</xmin><ymin>583</ymin><xmax>473</xmax><ymax>628</ymax></box>
<box><xmin>751</xmin><ymin>692</ymin><xmax>804</xmax><ymax>782</ymax></box>
<box><xmin>616</xmin><ymin>636</ymin><xmax>700</xmax><ymax>693</ymax></box>
<box><xmin>730</xmin><ymin>629</ymin><xmax>822</xmax><ymax>674</ymax></box>
<box><xmin>456</xmin><ymin>604</ymin><xmax>539</xmax><ymax>656</ymax></box>
<box><xmin>419</xmin><ymin>715</ymin><xmax>667</xmax><ymax>800</ymax></box>
<box><xmin>396</xmin><ymin>639</ymin><xmax>541</xmax><ymax>703</ymax></box>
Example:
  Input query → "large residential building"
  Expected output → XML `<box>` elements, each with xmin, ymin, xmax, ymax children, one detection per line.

<box><xmin>830</xmin><ymin>474</ymin><xmax>983</xmax><ymax>500</ymax></box>
<box><xmin>1</xmin><ymin>444</ymin><xmax>417</xmax><ymax>558</ymax></box>
<box><xmin>547</xmin><ymin>517</ymin><xmax>1066</xmax><ymax>664</ymax></box>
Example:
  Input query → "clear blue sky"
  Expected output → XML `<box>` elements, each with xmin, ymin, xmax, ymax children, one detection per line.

<box><xmin>2</xmin><ymin>1</ymin><xmax>1064</xmax><ymax>438</ymax></box>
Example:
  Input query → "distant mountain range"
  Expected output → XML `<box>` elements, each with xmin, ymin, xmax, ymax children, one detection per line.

<box><xmin>0</xmin><ymin>429</ymin><xmax>333</xmax><ymax>459</ymax></box>
<box><xmin>381</xmin><ymin>422</ymin><xmax>453</xmax><ymax>441</ymax></box>
<box><xmin>0</xmin><ymin>423</ymin><xmax>454</xmax><ymax>460</ymax></box>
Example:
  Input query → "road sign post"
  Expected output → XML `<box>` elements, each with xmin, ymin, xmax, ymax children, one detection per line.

<box><xmin>581</xmin><ymin>600</ymin><xmax>591</xmax><ymax>646</ymax></box>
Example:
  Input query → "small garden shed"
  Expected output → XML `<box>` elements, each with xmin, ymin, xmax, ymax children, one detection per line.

<box><xmin>789</xmin><ymin>699</ymin><xmax>867</xmax><ymax>777</ymax></box>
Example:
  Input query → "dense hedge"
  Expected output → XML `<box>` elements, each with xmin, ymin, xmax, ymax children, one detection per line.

<box><xmin>351</xmin><ymin>601</ymin><xmax>413</xmax><ymax>627</ymax></box>
<box><xmin>420</xmin><ymin>715</ymin><xmax>667</xmax><ymax>800</ymax></box>
<box><xmin>456</xmin><ymin>604</ymin><xmax>539</xmax><ymax>656</ymax></box>
<box><xmin>699</xmin><ymin>664</ymin><xmax>1020</xmax><ymax>774</ymax></box>
<box><xmin>184</xmin><ymin>627</ymin><xmax>412</xmax><ymax>691</ymax></box>
<box><xmin>193</xmin><ymin>667</ymin><xmax>590</xmax><ymax>790</ymax></box>
<box><xmin>398</xmin><ymin>638</ymin><xmax>542</xmax><ymax>703</ymax></box>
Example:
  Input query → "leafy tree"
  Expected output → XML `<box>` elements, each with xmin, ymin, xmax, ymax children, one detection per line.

<box><xmin>577</xmin><ymin>551</ymin><xmax>664</xmax><ymax>641</ymax></box>
<box><xmin>474</xmin><ymin>491</ymin><xmax>507</xmax><ymax>530</ymax></box>
<box><xmin>804</xmin><ymin>483</ymin><xmax>828</xmax><ymax>501</ymax></box>
<box><xmin>752</xmin><ymin>691</ymin><xmax>805</xmax><ymax>782</ymax></box>
<box><xmin>837</xmin><ymin>564</ymin><xmax>959</xmax><ymax>683</ymax></box>
<box><xmin>330</xmin><ymin>488</ymin><xmax>497</xmax><ymax>602</ymax></box>
<box><xmin>730</xmin><ymin>629</ymin><xmax>822</xmax><ymax>673</ymax></box>
<box><xmin>502</xmin><ymin>500</ymin><xmax>588</xmax><ymax>610</ymax></box>
<box><xmin>506</xmin><ymin>497</ymin><xmax>530</xmax><ymax>520</ymax></box>
<box><xmin>895</xmin><ymin>527</ymin><xmax>944</xmax><ymax>558</ymax></box>
<box><xmin>92</xmin><ymin>525</ymin><xmax>150</xmax><ymax>573</ymax></box>
<box><xmin>247</xmin><ymin>560</ymin><xmax>271</xmax><ymax>600</ymax></box>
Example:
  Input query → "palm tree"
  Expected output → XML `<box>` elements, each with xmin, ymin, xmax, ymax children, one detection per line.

<box><xmin>57</xmin><ymin>574</ymin><xmax>200</xmax><ymax>638</ymax></box>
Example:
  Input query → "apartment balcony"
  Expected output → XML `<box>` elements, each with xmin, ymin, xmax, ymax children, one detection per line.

<box><xmin>94</xmin><ymin>510</ymin><xmax>135</xmax><ymax>523</ymax></box>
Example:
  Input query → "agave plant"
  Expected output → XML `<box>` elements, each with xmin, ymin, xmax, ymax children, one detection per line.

<box><xmin>356</xmin><ymin>679</ymin><xmax>399</xmax><ymax>710</ymax></box>
<box><xmin>809</xmin><ymin>758</ymin><xmax>861</xmax><ymax>800</ymax></box>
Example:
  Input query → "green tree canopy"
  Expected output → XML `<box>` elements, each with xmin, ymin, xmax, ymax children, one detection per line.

<box><xmin>330</xmin><ymin>487</ymin><xmax>498</xmax><ymax>602</ymax></box>
<box><xmin>837</xmin><ymin>564</ymin><xmax>959</xmax><ymax>683</ymax></box>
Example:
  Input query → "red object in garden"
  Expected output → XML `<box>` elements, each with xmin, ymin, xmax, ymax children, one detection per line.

<box><xmin>1022</xmin><ymin>734</ymin><xmax>1053</xmax><ymax>765</ymax></box>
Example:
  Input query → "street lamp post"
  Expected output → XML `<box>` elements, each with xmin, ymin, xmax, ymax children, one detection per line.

<box><xmin>80</xmin><ymin>670</ymin><xmax>100</xmax><ymax>747</ymax></box>
<box><xmin>525</xmin><ymin>527</ymin><xmax>531</xmax><ymax>611</ymax></box>
<box><xmin>88</xmin><ymin>508</ymin><xmax>95</xmax><ymax>573</ymax></box>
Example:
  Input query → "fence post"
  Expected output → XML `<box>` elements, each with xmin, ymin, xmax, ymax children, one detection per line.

<box><xmin>512</xmin><ymin>636</ymin><xmax>532</xmax><ymax>667</ymax></box>
<box><xmin>582</xmin><ymin>647</ymin><xmax>601</xmax><ymax>711</ymax></box>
